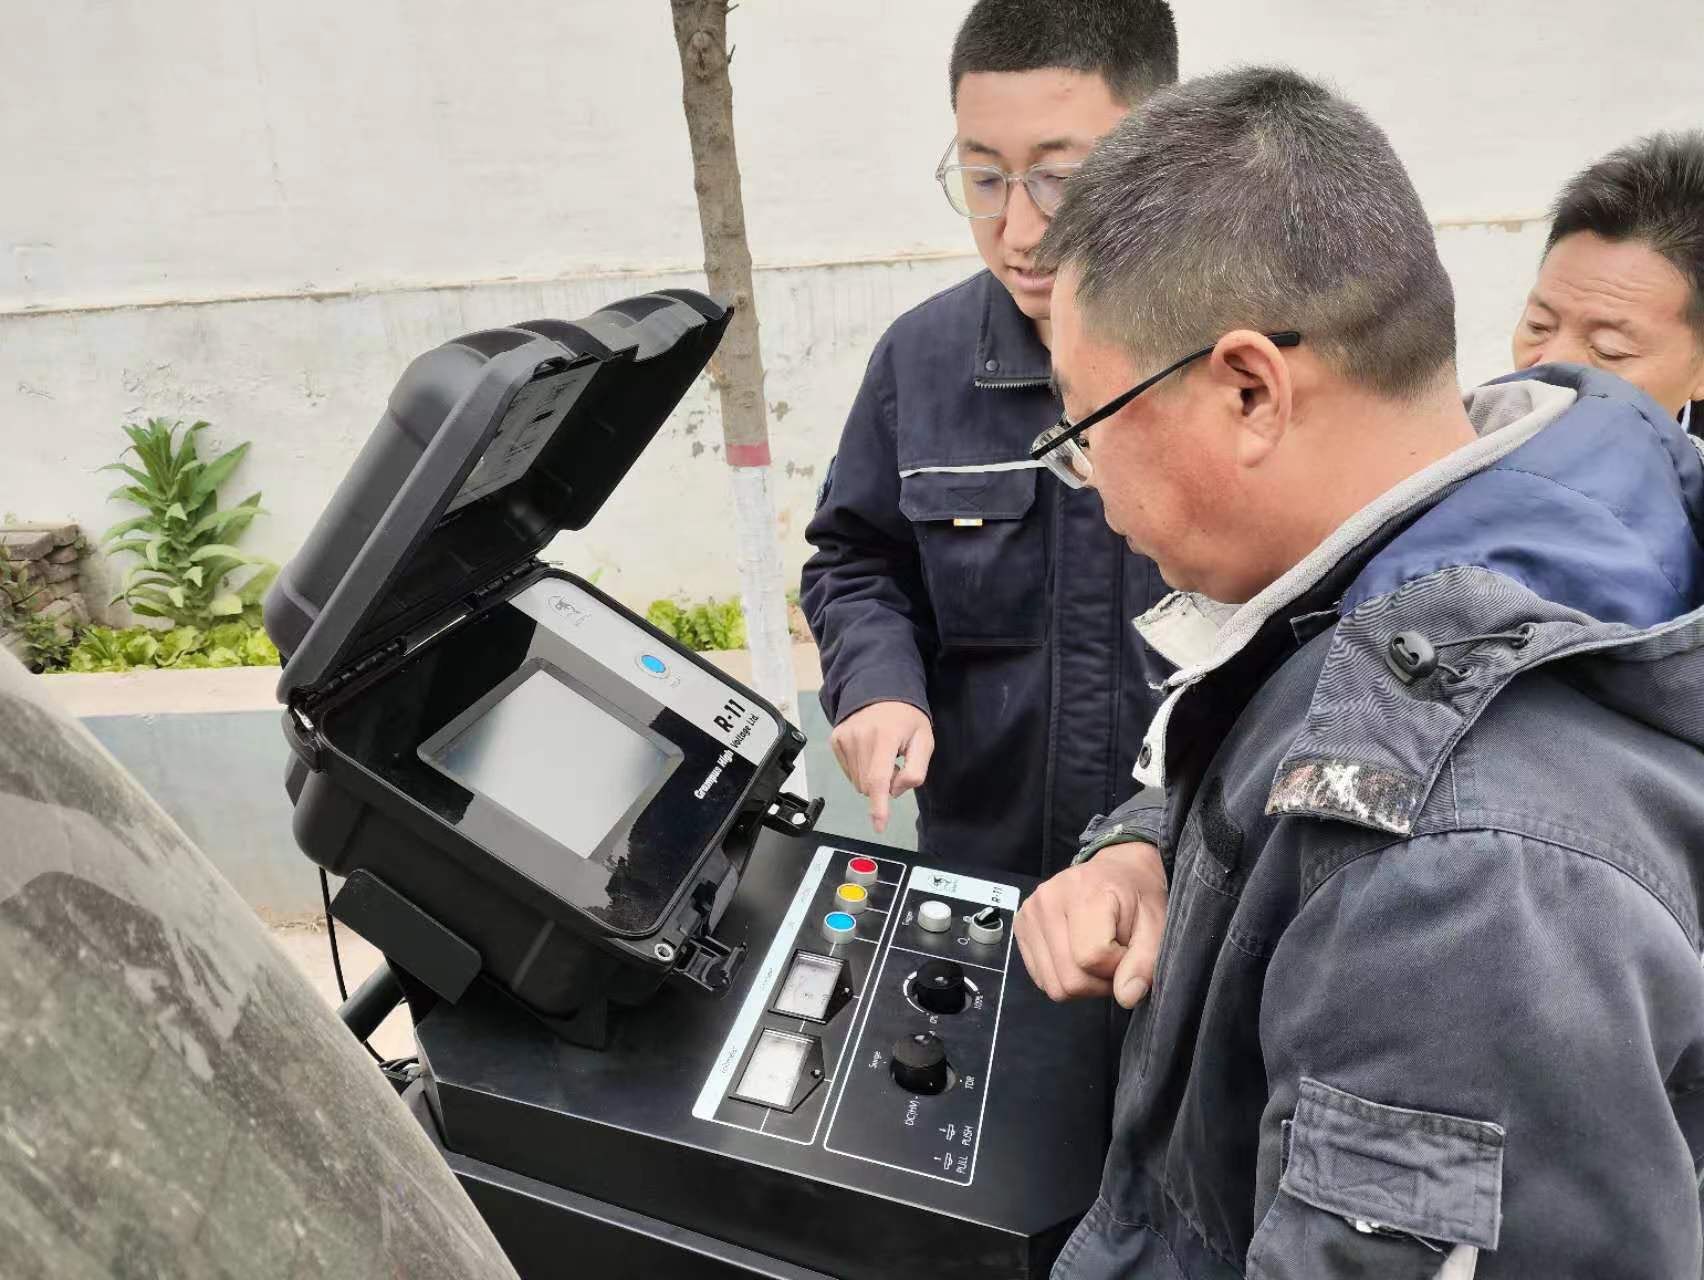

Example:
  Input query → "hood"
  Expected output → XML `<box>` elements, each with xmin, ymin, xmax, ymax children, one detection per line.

<box><xmin>1270</xmin><ymin>364</ymin><xmax>1704</xmax><ymax>832</ymax></box>
<box><xmin>1134</xmin><ymin>364</ymin><xmax>1704</xmax><ymax>836</ymax></box>
<box><xmin>1345</xmin><ymin>364</ymin><xmax>1704</xmax><ymax>628</ymax></box>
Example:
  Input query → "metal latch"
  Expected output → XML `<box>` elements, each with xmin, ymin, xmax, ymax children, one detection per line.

<box><xmin>762</xmin><ymin>790</ymin><xmax>824</xmax><ymax>834</ymax></box>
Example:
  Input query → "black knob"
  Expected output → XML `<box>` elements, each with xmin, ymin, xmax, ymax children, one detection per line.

<box><xmin>890</xmin><ymin>1032</ymin><xmax>951</xmax><ymax>1095</ymax></box>
<box><xmin>913</xmin><ymin>959</ymin><xmax>968</xmax><ymax>1015</ymax></box>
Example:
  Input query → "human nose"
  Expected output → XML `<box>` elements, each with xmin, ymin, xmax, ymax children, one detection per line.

<box><xmin>1002</xmin><ymin>179</ymin><xmax>1049</xmax><ymax>254</ymax></box>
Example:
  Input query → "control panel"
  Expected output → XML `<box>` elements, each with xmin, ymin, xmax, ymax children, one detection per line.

<box><xmin>693</xmin><ymin>846</ymin><xmax>1019</xmax><ymax>1184</ymax></box>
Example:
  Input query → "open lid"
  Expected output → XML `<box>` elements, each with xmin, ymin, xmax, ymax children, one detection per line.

<box><xmin>266</xmin><ymin>289</ymin><xmax>731</xmax><ymax>702</ymax></box>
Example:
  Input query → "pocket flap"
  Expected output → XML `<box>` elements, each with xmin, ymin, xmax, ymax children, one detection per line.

<box><xmin>1282</xmin><ymin>1078</ymin><xmax>1505</xmax><ymax>1251</ymax></box>
<box><xmin>898</xmin><ymin>467</ymin><xmax>1039</xmax><ymax>522</ymax></box>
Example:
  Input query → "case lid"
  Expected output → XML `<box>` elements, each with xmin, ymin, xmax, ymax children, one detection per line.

<box><xmin>266</xmin><ymin>290</ymin><xmax>731</xmax><ymax>702</ymax></box>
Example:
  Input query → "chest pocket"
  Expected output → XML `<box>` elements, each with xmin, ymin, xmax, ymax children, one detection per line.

<box><xmin>899</xmin><ymin>468</ymin><xmax>1047</xmax><ymax>648</ymax></box>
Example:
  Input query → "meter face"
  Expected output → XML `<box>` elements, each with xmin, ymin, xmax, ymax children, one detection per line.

<box><xmin>772</xmin><ymin>952</ymin><xmax>844</xmax><ymax>1022</ymax></box>
<box><xmin>425</xmin><ymin>667</ymin><xmax>676</xmax><ymax>858</ymax></box>
<box><xmin>733</xmin><ymin>1030</ymin><xmax>815</xmax><ymax>1110</ymax></box>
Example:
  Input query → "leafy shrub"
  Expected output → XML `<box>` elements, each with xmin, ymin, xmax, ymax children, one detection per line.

<box><xmin>99</xmin><ymin>419</ymin><xmax>275</xmax><ymax>627</ymax></box>
<box><xmin>646</xmin><ymin>597</ymin><xmax>746</xmax><ymax>651</ymax></box>
<box><xmin>0</xmin><ymin>559</ymin><xmax>74</xmax><ymax>672</ymax></box>
<box><xmin>60</xmin><ymin>622</ymin><xmax>280</xmax><ymax>673</ymax></box>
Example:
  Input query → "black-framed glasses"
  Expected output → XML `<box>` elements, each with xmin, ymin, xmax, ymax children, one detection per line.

<box><xmin>935</xmin><ymin>138</ymin><xmax>1081</xmax><ymax>220</ymax></box>
<box><xmin>1029</xmin><ymin>331</ymin><xmax>1303</xmax><ymax>489</ymax></box>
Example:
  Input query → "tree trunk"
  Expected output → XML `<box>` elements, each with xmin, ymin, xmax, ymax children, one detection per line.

<box><xmin>669</xmin><ymin>0</ymin><xmax>806</xmax><ymax>791</ymax></box>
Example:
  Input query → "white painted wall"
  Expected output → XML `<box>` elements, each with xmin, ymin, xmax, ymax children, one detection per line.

<box><xmin>4</xmin><ymin>1</ymin><xmax>1701</xmax><ymax>613</ymax></box>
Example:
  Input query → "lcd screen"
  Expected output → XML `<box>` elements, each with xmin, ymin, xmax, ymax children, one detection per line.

<box><xmin>424</xmin><ymin>667</ymin><xmax>675</xmax><ymax>857</ymax></box>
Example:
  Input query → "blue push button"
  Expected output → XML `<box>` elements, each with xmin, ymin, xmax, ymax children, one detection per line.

<box><xmin>637</xmin><ymin>653</ymin><xmax>668</xmax><ymax>677</ymax></box>
<box><xmin>821</xmin><ymin>911</ymin><xmax>858</xmax><ymax>945</ymax></box>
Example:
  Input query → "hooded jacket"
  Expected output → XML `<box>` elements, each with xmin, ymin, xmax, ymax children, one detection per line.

<box><xmin>1061</xmin><ymin>366</ymin><xmax>1704</xmax><ymax>1278</ymax></box>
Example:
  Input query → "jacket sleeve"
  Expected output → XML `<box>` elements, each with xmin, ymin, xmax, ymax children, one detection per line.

<box><xmin>800</xmin><ymin>339</ymin><xmax>936</xmax><ymax>725</ymax></box>
<box><xmin>1249</xmin><ymin>828</ymin><xmax>1704</xmax><ymax>1278</ymax></box>
<box><xmin>1073</xmin><ymin>787</ymin><xmax>1168</xmax><ymax>866</ymax></box>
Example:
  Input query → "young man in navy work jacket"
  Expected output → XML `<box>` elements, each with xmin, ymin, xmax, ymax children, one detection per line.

<box><xmin>801</xmin><ymin>0</ymin><xmax>1178</xmax><ymax>877</ymax></box>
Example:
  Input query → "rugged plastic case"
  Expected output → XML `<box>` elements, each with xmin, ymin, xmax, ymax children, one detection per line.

<box><xmin>266</xmin><ymin>291</ymin><xmax>809</xmax><ymax>1035</ymax></box>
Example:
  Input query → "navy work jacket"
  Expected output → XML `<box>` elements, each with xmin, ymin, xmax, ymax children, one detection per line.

<box><xmin>801</xmin><ymin>271</ymin><xmax>1170</xmax><ymax>875</ymax></box>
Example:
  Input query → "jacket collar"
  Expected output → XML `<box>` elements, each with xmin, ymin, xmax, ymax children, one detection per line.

<box><xmin>972</xmin><ymin>272</ymin><xmax>1053</xmax><ymax>388</ymax></box>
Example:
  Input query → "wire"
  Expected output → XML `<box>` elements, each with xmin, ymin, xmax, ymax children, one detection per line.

<box><xmin>320</xmin><ymin>868</ymin><xmax>384</xmax><ymax>1063</ymax></box>
<box><xmin>318</xmin><ymin>868</ymin><xmax>349</xmax><ymax>1001</ymax></box>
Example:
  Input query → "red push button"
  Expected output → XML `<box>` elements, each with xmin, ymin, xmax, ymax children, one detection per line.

<box><xmin>845</xmin><ymin>856</ymin><xmax>879</xmax><ymax>888</ymax></box>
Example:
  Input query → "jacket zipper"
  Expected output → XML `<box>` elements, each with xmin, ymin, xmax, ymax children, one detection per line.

<box><xmin>974</xmin><ymin>376</ymin><xmax>1052</xmax><ymax>391</ymax></box>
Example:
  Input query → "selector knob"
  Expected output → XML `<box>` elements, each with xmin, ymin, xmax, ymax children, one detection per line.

<box><xmin>913</xmin><ymin>959</ymin><xmax>968</xmax><ymax>1015</ymax></box>
<box><xmin>967</xmin><ymin>906</ymin><xmax>1005</xmax><ymax>946</ymax></box>
<box><xmin>890</xmin><ymin>1032</ymin><xmax>951</xmax><ymax>1095</ymax></box>
<box><xmin>916</xmin><ymin>900</ymin><xmax>954</xmax><ymax>933</ymax></box>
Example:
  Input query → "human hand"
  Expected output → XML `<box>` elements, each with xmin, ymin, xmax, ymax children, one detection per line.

<box><xmin>1015</xmin><ymin>841</ymin><xmax>1169</xmax><ymax>1008</ymax></box>
<box><xmin>828</xmin><ymin>701</ymin><xmax>934</xmax><ymax>835</ymax></box>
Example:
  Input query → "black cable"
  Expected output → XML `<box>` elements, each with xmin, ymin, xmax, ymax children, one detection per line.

<box><xmin>318</xmin><ymin>867</ymin><xmax>350</xmax><ymax>1001</ymax></box>
<box><xmin>320</xmin><ymin>868</ymin><xmax>384</xmax><ymax>1063</ymax></box>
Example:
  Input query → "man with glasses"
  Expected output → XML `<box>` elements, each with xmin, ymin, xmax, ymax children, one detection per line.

<box><xmin>1022</xmin><ymin>68</ymin><xmax>1704</xmax><ymax>1277</ymax></box>
<box><xmin>801</xmin><ymin>0</ymin><xmax>1179</xmax><ymax>881</ymax></box>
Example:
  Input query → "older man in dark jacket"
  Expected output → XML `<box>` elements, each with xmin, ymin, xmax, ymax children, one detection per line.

<box><xmin>1020</xmin><ymin>68</ymin><xmax>1704</xmax><ymax>1277</ymax></box>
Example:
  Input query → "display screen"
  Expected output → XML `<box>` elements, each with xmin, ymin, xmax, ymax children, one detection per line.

<box><xmin>733</xmin><ymin>1030</ymin><xmax>815</xmax><ymax>1110</ymax></box>
<box><xmin>772</xmin><ymin>952</ymin><xmax>844</xmax><ymax>1022</ymax></box>
<box><xmin>424</xmin><ymin>667</ymin><xmax>675</xmax><ymax>858</ymax></box>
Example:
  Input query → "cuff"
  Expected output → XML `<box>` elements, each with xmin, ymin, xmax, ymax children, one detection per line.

<box><xmin>827</xmin><ymin>664</ymin><xmax>930</xmax><ymax>727</ymax></box>
<box><xmin>1073</xmin><ymin>788</ymin><xmax>1168</xmax><ymax>866</ymax></box>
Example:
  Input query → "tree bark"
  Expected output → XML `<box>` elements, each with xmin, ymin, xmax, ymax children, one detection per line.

<box><xmin>669</xmin><ymin>0</ymin><xmax>806</xmax><ymax>788</ymax></box>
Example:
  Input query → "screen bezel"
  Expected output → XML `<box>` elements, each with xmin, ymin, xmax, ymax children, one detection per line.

<box><xmin>315</xmin><ymin>567</ymin><xmax>785</xmax><ymax>940</ymax></box>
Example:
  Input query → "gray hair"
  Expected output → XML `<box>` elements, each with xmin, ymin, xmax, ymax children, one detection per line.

<box><xmin>1039</xmin><ymin>67</ymin><xmax>1457</xmax><ymax>400</ymax></box>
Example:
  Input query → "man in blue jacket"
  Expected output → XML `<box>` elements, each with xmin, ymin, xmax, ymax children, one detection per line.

<box><xmin>802</xmin><ymin>0</ymin><xmax>1178</xmax><ymax>875</ymax></box>
<box><xmin>1021</xmin><ymin>68</ymin><xmax>1704</xmax><ymax>1276</ymax></box>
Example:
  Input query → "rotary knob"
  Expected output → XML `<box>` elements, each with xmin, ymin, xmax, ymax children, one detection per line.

<box><xmin>913</xmin><ymin>959</ymin><xmax>968</xmax><ymax>1015</ymax></box>
<box><xmin>890</xmin><ymin>1032</ymin><xmax>950</xmax><ymax>1095</ymax></box>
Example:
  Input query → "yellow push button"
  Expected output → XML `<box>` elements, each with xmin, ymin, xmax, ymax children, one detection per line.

<box><xmin>834</xmin><ymin>883</ymin><xmax>869</xmax><ymax>915</ymax></box>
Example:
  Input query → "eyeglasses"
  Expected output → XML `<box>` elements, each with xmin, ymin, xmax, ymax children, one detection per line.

<box><xmin>1029</xmin><ymin>331</ymin><xmax>1303</xmax><ymax>489</ymax></box>
<box><xmin>935</xmin><ymin>138</ymin><xmax>1081</xmax><ymax>220</ymax></box>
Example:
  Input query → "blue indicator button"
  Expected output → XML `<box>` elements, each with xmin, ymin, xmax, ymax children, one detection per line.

<box><xmin>637</xmin><ymin>653</ymin><xmax>668</xmax><ymax>677</ymax></box>
<box><xmin>821</xmin><ymin>911</ymin><xmax>858</xmax><ymax>944</ymax></box>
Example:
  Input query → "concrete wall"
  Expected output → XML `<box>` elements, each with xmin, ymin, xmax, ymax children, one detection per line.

<box><xmin>5</xmin><ymin>1</ymin><xmax>1702</xmax><ymax>608</ymax></box>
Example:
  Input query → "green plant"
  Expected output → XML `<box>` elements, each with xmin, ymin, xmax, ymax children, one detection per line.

<box><xmin>99</xmin><ymin>418</ymin><xmax>276</xmax><ymax>627</ymax></box>
<box><xmin>0</xmin><ymin>560</ymin><xmax>74</xmax><ymax>672</ymax></box>
<box><xmin>60</xmin><ymin>621</ymin><xmax>279</xmax><ymax>673</ymax></box>
<box><xmin>646</xmin><ymin>596</ymin><xmax>746</xmax><ymax>651</ymax></box>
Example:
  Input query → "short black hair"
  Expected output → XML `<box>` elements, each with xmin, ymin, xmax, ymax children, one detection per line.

<box><xmin>1039</xmin><ymin>67</ymin><xmax>1458</xmax><ymax>401</ymax></box>
<box><xmin>1547</xmin><ymin>132</ymin><xmax>1704</xmax><ymax>338</ymax></box>
<box><xmin>949</xmin><ymin>0</ymin><xmax>1178</xmax><ymax>107</ymax></box>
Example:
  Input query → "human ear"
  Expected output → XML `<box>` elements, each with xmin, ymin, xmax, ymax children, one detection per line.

<box><xmin>1207</xmin><ymin>330</ymin><xmax>1294</xmax><ymax>466</ymax></box>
